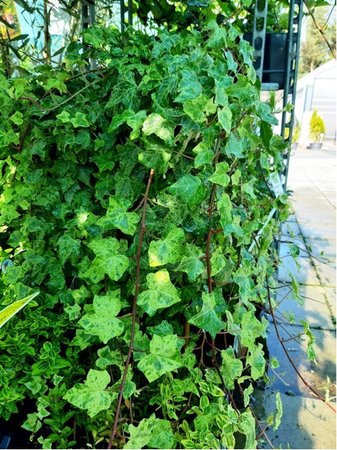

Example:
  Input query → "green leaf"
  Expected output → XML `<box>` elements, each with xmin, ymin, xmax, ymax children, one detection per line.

<box><xmin>210</xmin><ymin>248</ymin><xmax>227</xmax><ymax>276</ymax></box>
<box><xmin>175</xmin><ymin>69</ymin><xmax>202</xmax><ymax>103</ymax></box>
<box><xmin>242</xmin><ymin>179</ymin><xmax>256</xmax><ymax>198</ymax></box>
<box><xmin>255</xmin><ymin>103</ymin><xmax>278</xmax><ymax>125</ymax></box>
<box><xmin>215</xmin><ymin>79</ymin><xmax>229</xmax><ymax>107</ymax></box>
<box><xmin>57</xmin><ymin>234</ymin><xmax>81</xmax><ymax>264</ymax></box>
<box><xmin>193</xmin><ymin>142</ymin><xmax>214</xmax><ymax>168</ymax></box>
<box><xmin>56</xmin><ymin>110</ymin><xmax>71</xmax><ymax>123</ymax></box>
<box><xmin>167</xmin><ymin>174</ymin><xmax>206</xmax><ymax>208</ymax></box>
<box><xmin>217</xmin><ymin>192</ymin><xmax>232</xmax><ymax>227</ymax></box>
<box><xmin>220</xmin><ymin>347</ymin><xmax>243</xmax><ymax>389</ymax></box>
<box><xmin>175</xmin><ymin>244</ymin><xmax>204</xmax><ymax>281</ymax></box>
<box><xmin>10</xmin><ymin>111</ymin><xmax>24</xmax><ymax>126</ymax></box>
<box><xmin>124</xmin><ymin>415</ymin><xmax>175</xmax><ymax>449</ymax></box>
<box><xmin>43</xmin><ymin>72</ymin><xmax>68</xmax><ymax>94</ymax></box>
<box><xmin>64</xmin><ymin>369</ymin><xmax>114</xmax><ymax>418</ymax></box>
<box><xmin>79</xmin><ymin>290</ymin><xmax>124</xmax><ymax>344</ymax></box>
<box><xmin>246</xmin><ymin>343</ymin><xmax>265</xmax><ymax>380</ymax></box>
<box><xmin>108</xmin><ymin>110</ymin><xmax>135</xmax><ymax>133</ymax></box>
<box><xmin>188</xmin><ymin>292</ymin><xmax>225</xmax><ymax>339</ymax></box>
<box><xmin>64</xmin><ymin>303</ymin><xmax>81</xmax><ymax>320</ymax></box>
<box><xmin>0</xmin><ymin>292</ymin><xmax>39</xmax><ymax>328</ymax></box>
<box><xmin>224</xmin><ymin>133</ymin><xmax>244</xmax><ymax>158</ymax></box>
<box><xmin>138</xmin><ymin>142</ymin><xmax>171</xmax><ymax>174</ymax></box>
<box><xmin>81</xmin><ymin>238</ymin><xmax>129</xmax><ymax>282</ymax></box>
<box><xmin>70</xmin><ymin>112</ymin><xmax>90</xmax><ymax>128</ymax></box>
<box><xmin>148</xmin><ymin>227</ymin><xmax>184</xmax><ymax>267</ymax></box>
<box><xmin>238</xmin><ymin>410</ymin><xmax>256</xmax><ymax>449</ymax></box>
<box><xmin>218</xmin><ymin>106</ymin><xmax>232</xmax><ymax>133</ymax></box>
<box><xmin>239</xmin><ymin>311</ymin><xmax>268</xmax><ymax>348</ymax></box>
<box><xmin>142</xmin><ymin>113</ymin><xmax>173</xmax><ymax>143</ymax></box>
<box><xmin>95</xmin><ymin>346</ymin><xmax>123</xmax><ymax>370</ymax></box>
<box><xmin>137</xmin><ymin>334</ymin><xmax>182</xmax><ymax>382</ymax></box>
<box><xmin>231</xmin><ymin>169</ymin><xmax>241</xmax><ymax>185</ymax></box>
<box><xmin>183</xmin><ymin>94</ymin><xmax>216</xmax><ymax>123</ymax></box>
<box><xmin>273</xmin><ymin>392</ymin><xmax>283</xmax><ymax>430</ymax></box>
<box><xmin>243</xmin><ymin>384</ymin><xmax>254</xmax><ymax>408</ymax></box>
<box><xmin>138</xmin><ymin>270</ymin><xmax>181</xmax><ymax>316</ymax></box>
<box><xmin>225</xmin><ymin>50</ymin><xmax>238</xmax><ymax>72</ymax></box>
<box><xmin>127</xmin><ymin>110</ymin><xmax>147</xmax><ymax>140</ymax></box>
<box><xmin>208</xmin><ymin>162</ymin><xmax>230</xmax><ymax>187</ymax></box>
<box><xmin>98</xmin><ymin>197</ymin><xmax>140</xmax><ymax>236</ymax></box>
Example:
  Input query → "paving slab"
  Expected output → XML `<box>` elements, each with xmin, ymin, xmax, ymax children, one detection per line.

<box><xmin>274</xmin><ymin>284</ymin><xmax>335</xmax><ymax>330</ymax></box>
<box><xmin>312</xmin><ymin>258</ymin><xmax>336</xmax><ymax>288</ymax></box>
<box><xmin>255</xmin><ymin>391</ymin><xmax>336</xmax><ymax>449</ymax></box>
<box><xmin>292</xmin><ymin>207</ymin><xmax>336</xmax><ymax>225</ymax></box>
<box><xmin>323</xmin><ymin>286</ymin><xmax>336</xmax><ymax>321</ymax></box>
<box><xmin>298</xmin><ymin>222</ymin><xmax>337</xmax><ymax>240</ymax></box>
<box><xmin>278</xmin><ymin>254</ymin><xmax>322</xmax><ymax>285</ymax></box>
<box><xmin>304</xmin><ymin>237</ymin><xmax>336</xmax><ymax>259</ymax></box>
<box><xmin>265</xmin><ymin>325</ymin><xmax>336</xmax><ymax>399</ymax></box>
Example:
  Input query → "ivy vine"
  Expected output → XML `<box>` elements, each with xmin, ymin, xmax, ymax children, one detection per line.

<box><xmin>0</xmin><ymin>21</ymin><xmax>290</xmax><ymax>448</ymax></box>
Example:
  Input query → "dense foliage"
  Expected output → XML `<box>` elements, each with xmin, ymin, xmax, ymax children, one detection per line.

<box><xmin>0</xmin><ymin>21</ymin><xmax>289</xmax><ymax>448</ymax></box>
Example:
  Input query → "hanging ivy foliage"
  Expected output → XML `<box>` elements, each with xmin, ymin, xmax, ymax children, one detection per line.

<box><xmin>0</xmin><ymin>20</ymin><xmax>288</xmax><ymax>448</ymax></box>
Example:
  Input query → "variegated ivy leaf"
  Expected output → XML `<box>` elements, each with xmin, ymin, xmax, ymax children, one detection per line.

<box><xmin>246</xmin><ymin>343</ymin><xmax>266</xmax><ymax>380</ymax></box>
<box><xmin>81</xmin><ymin>238</ymin><xmax>129</xmax><ymax>282</ymax></box>
<box><xmin>220</xmin><ymin>347</ymin><xmax>243</xmax><ymax>389</ymax></box>
<box><xmin>138</xmin><ymin>270</ymin><xmax>181</xmax><ymax>316</ymax></box>
<box><xmin>64</xmin><ymin>369</ymin><xmax>115</xmax><ymax>418</ymax></box>
<box><xmin>124</xmin><ymin>415</ymin><xmax>175</xmax><ymax>449</ymax></box>
<box><xmin>167</xmin><ymin>174</ymin><xmax>206</xmax><ymax>208</ymax></box>
<box><xmin>137</xmin><ymin>334</ymin><xmax>183</xmax><ymax>382</ymax></box>
<box><xmin>142</xmin><ymin>113</ymin><xmax>173</xmax><ymax>143</ymax></box>
<box><xmin>98</xmin><ymin>196</ymin><xmax>140</xmax><ymax>236</ymax></box>
<box><xmin>175</xmin><ymin>243</ymin><xmax>204</xmax><ymax>281</ymax></box>
<box><xmin>79</xmin><ymin>290</ymin><xmax>124</xmax><ymax>344</ymax></box>
<box><xmin>188</xmin><ymin>291</ymin><xmax>225</xmax><ymax>339</ymax></box>
<box><xmin>208</xmin><ymin>161</ymin><xmax>230</xmax><ymax>187</ymax></box>
<box><xmin>148</xmin><ymin>227</ymin><xmax>185</xmax><ymax>267</ymax></box>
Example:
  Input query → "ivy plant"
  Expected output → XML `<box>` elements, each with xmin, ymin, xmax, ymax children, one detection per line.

<box><xmin>0</xmin><ymin>20</ymin><xmax>289</xmax><ymax>449</ymax></box>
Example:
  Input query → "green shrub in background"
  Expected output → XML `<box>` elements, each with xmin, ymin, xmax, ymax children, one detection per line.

<box><xmin>309</xmin><ymin>110</ymin><xmax>326</xmax><ymax>143</ymax></box>
<box><xmin>0</xmin><ymin>21</ymin><xmax>288</xmax><ymax>448</ymax></box>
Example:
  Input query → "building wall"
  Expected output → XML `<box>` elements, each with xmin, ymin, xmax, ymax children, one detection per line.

<box><xmin>295</xmin><ymin>60</ymin><xmax>336</xmax><ymax>143</ymax></box>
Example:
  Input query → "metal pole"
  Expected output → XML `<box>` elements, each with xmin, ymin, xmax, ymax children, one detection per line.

<box><xmin>282</xmin><ymin>0</ymin><xmax>304</xmax><ymax>188</ymax></box>
<box><xmin>252</xmin><ymin>0</ymin><xmax>268</xmax><ymax>82</ymax></box>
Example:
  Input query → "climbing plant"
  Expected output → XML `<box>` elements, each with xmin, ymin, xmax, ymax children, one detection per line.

<box><xmin>0</xmin><ymin>21</ymin><xmax>288</xmax><ymax>448</ymax></box>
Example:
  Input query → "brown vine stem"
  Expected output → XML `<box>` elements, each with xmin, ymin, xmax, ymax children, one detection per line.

<box><xmin>266</xmin><ymin>282</ymin><xmax>336</xmax><ymax>413</ymax></box>
<box><xmin>107</xmin><ymin>168</ymin><xmax>155</xmax><ymax>449</ymax></box>
<box><xmin>207</xmin><ymin>136</ymin><xmax>225</xmax><ymax>364</ymax></box>
<box><xmin>303</xmin><ymin>0</ymin><xmax>336</xmax><ymax>59</ymax></box>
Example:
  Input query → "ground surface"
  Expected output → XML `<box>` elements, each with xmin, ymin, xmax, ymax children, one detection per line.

<box><xmin>258</xmin><ymin>146</ymin><xmax>336</xmax><ymax>449</ymax></box>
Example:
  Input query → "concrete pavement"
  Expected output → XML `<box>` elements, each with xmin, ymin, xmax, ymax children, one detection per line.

<box><xmin>257</xmin><ymin>147</ymin><xmax>336</xmax><ymax>449</ymax></box>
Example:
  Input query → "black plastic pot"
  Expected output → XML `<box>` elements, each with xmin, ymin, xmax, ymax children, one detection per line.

<box><xmin>0</xmin><ymin>418</ymin><xmax>33</xmax><ymax>449</ymax></box>
<box><xmin>243</xmin><ymin>33</ymin><xmax>288</xmax><ymax>89</ymax></box>
<box><xmin>307</xmin><ymin>142</ymin><xmax>323</xmax><ymax>150</ymax></box>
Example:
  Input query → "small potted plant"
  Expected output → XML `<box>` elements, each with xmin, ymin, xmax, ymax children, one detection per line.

<box><xmin>308</xmin><ymin>110</ymin><xmax>325</xmax><ymax>149</ymax></box>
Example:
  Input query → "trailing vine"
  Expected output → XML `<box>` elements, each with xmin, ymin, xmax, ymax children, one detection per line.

<box><xmin>0</xmin><ymin>21</ymin><xmax>290</xmax><ymax>448</ymax></box>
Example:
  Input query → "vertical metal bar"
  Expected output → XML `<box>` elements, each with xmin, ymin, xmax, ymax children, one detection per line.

<box><xmin>283</xmin><ymin>0</ymin><xmax>304</xmax><ymax>188</ymax></box>
<box><xmin>252</xmin><ymin>0</ymin><xmax>268</xmax><ymax>81</ymax></box>
<box><xmin>82</xmin><ymin>0</ymin><xmax>95</xmax><ymax>30</ymax></box>
<box><xmin>280</xmin><ymin>0</ymin><xmax>295</xmax><ymax>139</ymax></box>
<box><xmin>120</xmin><ymin>0</ymin><xmax>125</xmax><ymax>33</ymax></box>
<box><xmin>128</xmin><ymin>0</ymin><xmax>133</xmax><ymax>27</ymax></box>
